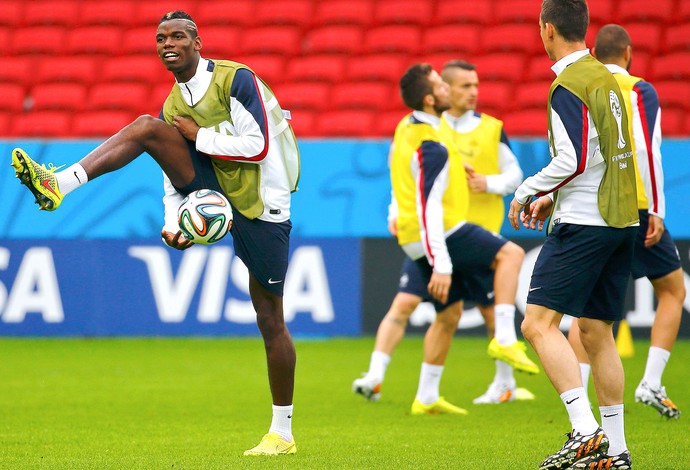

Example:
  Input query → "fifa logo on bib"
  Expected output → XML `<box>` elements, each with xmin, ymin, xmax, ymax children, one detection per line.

<box><xmin>609</xmin><ymin>90</ymin><xmax>626</xmax><ymax>149</ymax></box>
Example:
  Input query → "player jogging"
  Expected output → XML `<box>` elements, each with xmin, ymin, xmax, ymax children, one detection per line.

<box><xmin>11</xmin><ymin>11</ymin><xmax>300</xmax><ymax>456</ymax></box>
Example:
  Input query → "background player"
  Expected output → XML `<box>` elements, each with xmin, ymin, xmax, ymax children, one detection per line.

<box><xmin>568</xmin><ymin>23</ymin><xmax>684</xmax><ymax>420</ymax></box>
<box><xmin>11</xmin><ymin>11</ymin><xmax>300</xmax><ymax>456</ymax></box>
<box><xmin>509</xmin><ymin>1</ymin><xmax>638</xmax><ymax>468</ymax></box>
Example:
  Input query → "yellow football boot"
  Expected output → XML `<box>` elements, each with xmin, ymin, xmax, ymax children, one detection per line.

<box><xmin>11</xmin><ymin>148</ymin><xmax>64</xmax><ymax>211</ymax></box>
<box><xmin>487</xmin><ymin>338</ymin><xmax>540</xmax><ymax>375</ymax></box>
<box><xmin>243</xmin><ymin>432</ymin><xmax>297</xmax><ymax>456</ymax></box>
<box><xmin>410</xmin><ymin>397</ymin><xmax>468</xmax><ymax>415</ymax></box>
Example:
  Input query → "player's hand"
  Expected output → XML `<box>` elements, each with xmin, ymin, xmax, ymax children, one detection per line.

<box><xmin>388</xmin><ymin>218</ymin><xmax>398</xmax><ymax>237</ymax></box>
<box><xmin>172</xmin><ymin>116</ymin><xmax>200</xmax><ymax>142</ymax></box>
<box><xmin>520</xmin><ymin>196</ymin><xmax>552</xmax><ymax>231</ymax></box>
<box><xmin>467</xmin><ymin>172</ymin><xmax>487</xmax><ymax>193</ymax></box>
<box><xmin>508</xmin><ymin>197</ymin><xmax>527</xmax><ymax>230</ymax></box>
<box><xmin>161</xmin><ymin>230</ymin><xmax>194</xmax><ymax>250</ymax></box>
<box><xmin>645</xmin><ymin>214</ymin><xmax>665</xmax><ymax>247</ymax></box>
<box><xmin>428</xmin><ymin>272</ymin><xmax>451</xmax><ymax>304</ymax></box>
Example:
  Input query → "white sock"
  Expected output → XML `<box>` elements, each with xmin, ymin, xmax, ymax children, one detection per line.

<box><xmin>579</xmin><ymin>363</ymin><xmax>591</xmax><ymax>391</ymax></box>
<box><xmin>600</xmin><ymin>404</ymin><xmax>627</xmax><ymax>455</ymax></box>
<box><xmin>641</xmin><ymin>346</ymin><xmax>670</xmax><ymax>389</ymax></box>
<box><xmin>56</xmin><ymin>163</ymin><xmax>88</xmax><ymax>196</ymax></box>
<box><xmin>268</xmin><ymin>404</ymin><xmax>293</xmax><ymax>442</ymax></box>
<box><xmin>494</xmin><ymin>360</ymin><xmax>515</xmax><ymax>385</ymax></box>
<box><xmin>367</xmin><ymin>351</ymin><xmax>391</xmax><ymax>382</ymax></box>
<box><xmin>560</xmin><ymin>387</ymin><xmax>599</xmax><ymax>435</ymax></box>
<box><xmin>494</xmin><ymin>304</ymin><xmax>518</xmax><ymax>345</ymax></box>
<box><xmin>415</xmin><ymin>362</ymin><xmax>443</xmax><ymax>404</ymax></box>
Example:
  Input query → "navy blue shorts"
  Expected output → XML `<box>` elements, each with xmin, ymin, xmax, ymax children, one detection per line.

<box><xmin>631</xmin><ymin>210</ymin><xmax>682</xmax><ymax>280</ymax></box>
<box><xmin>174</xmin><ymin>139</ymin><xmax>291</xmax><ymax>296</ymax></box>
<box><xmin>527</xmin><ymin>223</ymin><xmax>637</xmax><ymax>321</ymax></box>
<box><xmin>399</xmin><ymin>223</ymin><xmax>506</xmax><ymax>311</ymax></box>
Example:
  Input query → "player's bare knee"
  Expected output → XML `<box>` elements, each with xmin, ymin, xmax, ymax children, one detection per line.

<box><xmin>494</xmin><ymin>241</ymin><xmax>524</xmax><ymax>269</ymax></box>
<box><xmin>256</xmin><ymin>311</ymin><xmax>285</xmax><ymax>339</ymax></box>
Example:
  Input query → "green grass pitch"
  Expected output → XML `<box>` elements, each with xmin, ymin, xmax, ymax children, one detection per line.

<box><xmin>0</xmin><ymin>337</ymin><xmax>687</xmax><ymax>469</ymax></box>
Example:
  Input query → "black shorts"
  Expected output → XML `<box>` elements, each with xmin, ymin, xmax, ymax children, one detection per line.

<box><xmin>631</xmin><ymin>210</ymin><xmax>682</xmax><ymax>280</ymax></box>
<box><xmin>527</xmin><ymin>223</ymin><xmax>637</xmax><ymax>321</ymax></box>
<box><xmin>174</xmin><ymin>139</ymin><xmax>291</xmax><ymax>296</ymax></box>
<box><xmin>400</xmin><ymin>223</ymin><xmax>506</xmax><ymax>311</ymax></box>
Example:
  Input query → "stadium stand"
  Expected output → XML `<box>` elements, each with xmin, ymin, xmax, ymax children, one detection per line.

<box><xmin>4</xmin><ymin>0</ymin><xmax>689</xmax><ymax>137</ymax></box>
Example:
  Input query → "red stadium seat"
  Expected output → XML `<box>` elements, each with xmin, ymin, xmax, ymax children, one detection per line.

<box><xmin>476</xmin><ymin>81</ymin><xmax>512</xmax><ymax>115</ymax></box>
<box><xmin>67</xmin><ymin>27</ymin><xmax>121</xmax><ymax>56</ymax></box>
<box><xmin>79</xmin><ymin>1</ymin><xmax>137</xmax><ymax>26</ymax></box>
<box><xmin>659</xmin><ymin>109</ymin><xmax>685</xmax><ymax>137</ymax></box>
<box><xmin>102</xmin><ymin>56</ymin><xmax>167</xmax><ymax>84</ymax></box>
<box><xmin>682</xmin><ymin>2</ymin><xmax>690</xmax><ymax>22</ymax></box>
<box><xmin>29</xmin><ymin>83</ymin><xmax>87</xmax><ymax>112</ymax></box>
<box><xmin>255</xmin><ymin>0</ymin><xmax>314</xmax><ymax>28</ymax></box>
<box><xmin>150</xmin><ymin>83</ymin><xmax>175</xmax><ymax>113</ymax></box>
<box><xmin>493</xmin><ymin>0</ymin><xmax>542</xmax><ymax>24</ymax></box>
<box><xmin>653</xmin><ymin>82</ymin><xmax>690</xmax><ymax>111</ymax></box>
<box><xmin>587</xmin><ymin>1</ymin><xmax>615</xmax><ymax>25</ymax></box>
<box><xmin>423</xmin><ymin>25</ymin><xmax>480</xmax><ymax>56</ymax></box>
<box><xmin>133</xmin><ymin>1</ymin><xmax>196</xmax><ymax>27</ymax></box>
<box><xmin>0</xmin><ymin>113</ymin><xmax>12</xmax><ymax>138</ymax></box>
<box><xmin>194</xmin><ymin>1</ymin><xmax>255</xmax><ymax>28</ymax></box>
<box><xmin>23</xmin><ymin>0</ymin><xmax>79</xmax><ymax>27</ymax></box>
<box><xmin>303</xmin><ymin>26</ymin><xmax>364</xmax><ymax>55</ymax></box>
<box><xmin>72</xmin><ymin>111</ymin><xmax>134</xmax><ymax>137</ymax></box>
<box><xmin>35</xmin><ymin>57</ymin><xmax>98</xmax><ymax>86</ymax></box>
<box><xmin>502</xmin><ymin>110</ymin><xmax>547</xmax><ymax>137</ymax></box>
<box><xmin>373</xmin><ymin>110</ymin><xmax>409</xmax><ymax>137</ymax></box>
<box><xmin>312</xmin><ymin>1</ymin><xmax>374</xmax><ymax>27</ymax></box>
<box><xmin>1</xmin><ymin>84</ymin><xmax>27</xmax><ymax>112</ymax></box>
<box><xmin>285</xmin><ymin>55</ymin><xmax>346</xmax><ymax>83</ymax></box>
<box><xmin>0</xmin><ymin>1</ymin><xmax>23</xmax><ymax>29</ymax></box>
<box><xmin>332</xmin><ymin>82</ymin><xmax>394</xmax><ymax>111</ymax></box>
<box><xmin>433</xmin><ymin>0</ymin><xmax>493</xmax><ymax>26</ymax></box>
<box><xmin>364</xmin><ymin>25</ymin><xmax>421</xmax><ymax>55</ymax></box>
<box><xmin>123</xmin><ymin>27</ymin><xmax>157</xmax><ymax>55</ymax></box>
<box><xmin>623</xmin><ymin>24</ymin><xmax>663</xmax><ymax>55</ymax></box>
<box><xmin>619</xmin><ymin>0</ymin><xmax>673</xmax><ymax>24</ymax></box>
<box><xmin>664</xmin><ymin>23</ymin><xmax>690</xmax><ymax>52</ymax></box>
<box><xmin>346</xmin><ymin>54</ymin><xmax>409</xmax><ymax>84</ymax></box>
<box><xmin>525</xmin><ymin>56</ymin><xmax>556</xmax><ymax>82</ymax></box>
<box><xmin>272</xmin><ymin>83</ymin><xmax>330</xmax><ymax>111</ymax></box>
<box><xmin>12</xmin><ymin>111</ymin><xmax>72</xmax><ymax>137</ymax></box>
<box><xmin>628</xmin><ymin>51</ymin><xmax>650</xmax><ymax>79</ymax></box>
<box><xmin>512</xmin><ymin>81</ymin><xmax>551</xmax><ymax>111</ymax></box>
<box><xmin>12</xmin><ymin>27</ymin><xmax>67</xmax><ymax>55</ymax></box>
<box><xmin>0</xmin><ymin>57</ymin><xmax>34</xmax><ymax>87</ymax></box>
<box><xmin>287</xmin><ymin>110</ymin><xmax>316</xmax><ymax>138</ymax></box>
<box><xmin>472</xmin><ymin>54</ymin><xmax>525</xmax><ymax>83</ymax></box>
<box><xmin>652</xmin><ymin>52</ymin><xmax>690</xmax><ymax>81</ymax></box>
<box><xmin>373</xmin><ymin>0</ymin><xmax>433</xmax><ymax>27</ymax></box>
<box><xmin>240</xmin><ymin>26</ymin><xmax>302</xmax><ymax>56</ymax></box>
<box><xmin>234</xmin><ymin>55</ymin><xmax>287</xmax><ymax>86</ymax></box>
<box><xmin>481</xmin><ymin>24</ymin><xmax>541</xmax><ymax>55</ymax></box>
<box><xmin>88</xmin><ymin>83</ymin><xmax>151</xmax><ymax>113</ymax></box>
<box><xmin>315</xmin><ymin>110</ymin><xmax>376</xmax><ymax>137</ymax></box>
<box><xmin>198</xmin><ymin>26</ymin><xmax>242</xmax><ymax>58</ymax></box>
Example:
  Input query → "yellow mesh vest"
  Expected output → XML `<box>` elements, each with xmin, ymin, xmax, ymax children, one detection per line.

<box><xmin>440</xmin><ymin>114</ymin><xmax>504</xmax><ymax>233</ymax></box>
<box><xmin>548</xmin><ymin>55</ymin><xmax>638</xmax><ymax>228</ymax></box>
<box><xmin>612</xmin><ymin>72</ymin><xmax>648</xmax><ymax>210</ymax></box>
<box><xmin>391</xmin><ymin>115</ymin><xmax>469</xmax><ymax>245</ymax></box>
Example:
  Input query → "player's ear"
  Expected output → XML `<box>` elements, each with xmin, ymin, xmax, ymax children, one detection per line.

<box><xmin>423</xmin><ymin>93</ymin><xmax>434</xmax><ymax>108</ymax></box>
<box><xmin>194</xmin><ymin>36</ymin><xmax>202</xmax><ymax>52</ymax></box>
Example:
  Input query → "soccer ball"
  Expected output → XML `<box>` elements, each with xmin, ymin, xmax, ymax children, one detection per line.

<box><xmin>177</xmin><ymin>189</ymin><xmax>233</xmax><ymax>244</ymax></box>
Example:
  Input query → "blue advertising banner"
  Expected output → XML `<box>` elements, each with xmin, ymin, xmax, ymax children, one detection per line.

<box><xmin>0</xmin><ymin>238</ymin><xmax>361</xmax><ymax>337</ymax></box>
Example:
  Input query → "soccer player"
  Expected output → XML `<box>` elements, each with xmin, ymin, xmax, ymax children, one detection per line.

<box><xmin>440</xmin><ymin>60</ymin><xmax>536</xmax><ymax>404</ymax></box>
<box><xmin>367</xmin><ymin>62</ymin><xmax>526</xmax><ymax>415</ymax></box>
<box><xmin>11</xmin><ymin>11</ymin><xmax>300</xmax><ymax>456</ymax></box>
<box><xmin>567</xmin><ymin>24</ymin><xmax>684</xmax><ymax>420</ymax></box>
<box><xmin>508</xmin><ymin>1</ymin><xmax>638</xmax><ymax>469</ymax></box>
<box><xmin>353</xmin><ymin>61</ymin><xmax>538</xmax><ymax>408</ymax></box>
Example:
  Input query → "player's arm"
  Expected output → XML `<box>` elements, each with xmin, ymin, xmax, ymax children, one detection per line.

<box><xmin>514</xmin><ymin>86</ymin><xmax>587</xmax><ymax>204</ymax></box>
<box><xmin>195</xmin><ymin>68</ymin><xmax>269</xmax><ymax>162</ymax></box>
<box><xmin>632</xmin><ymin>81</ymin><xmax>665</xmax><ymax>220</ymax></box>
<box><xmin>485</xmin><ymin>129</ymin><xmax>524</xmax><ymax>195</ymax></box>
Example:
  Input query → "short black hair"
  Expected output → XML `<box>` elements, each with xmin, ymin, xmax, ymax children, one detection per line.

<box><xmin>159</xmin><ymin>10</ymin><xmax>198</xmax><ymax>38</ymax></box>
<box><xmin>541</xmin><ymin>0</ymin><xmax>588</xmax><ymax>42</ymax></box>
<box><xmin>594</xmin><ymin>24</ymin><xmax>631</xmax><ymax>63</ymax></box>
<box><xmin>441</xmin><ymin>60</ymin><xmax>476</xmax><ymax>83</ymax></box>
<box><xmin>400</xmin><ymin>63</ymin><xmax>433</xmax><ymax>111</ymax></box>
